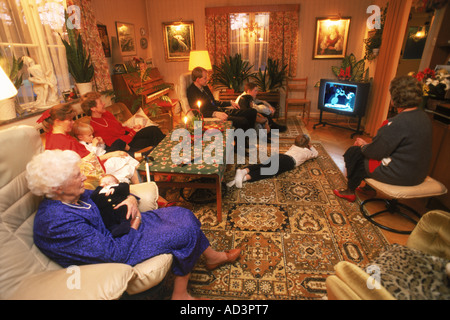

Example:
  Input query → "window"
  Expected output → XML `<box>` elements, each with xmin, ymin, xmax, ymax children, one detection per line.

<box><xmin>0</xmin><ymin>0</ymin><xmax>70</xmax><ymax>110</ymax></box>
<box><xmin>229</xmin><ymin>12</ymin><xmax>269</xmax><ymax>71</ymax></box>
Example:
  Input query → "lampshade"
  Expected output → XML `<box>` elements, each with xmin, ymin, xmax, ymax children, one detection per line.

<box><xmin>0</xmin><ymin>66</ymin><xmax>18</xmax><ymax>101</ymax></box>
<box><xmin>188</xmin><ymin>50</ymin><xmax>212</xmax><ymax>71</ymax></box>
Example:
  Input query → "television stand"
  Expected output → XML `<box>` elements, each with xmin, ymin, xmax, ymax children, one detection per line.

<box><xmin>313</xmin><ymin>110</ymin><xmax>363</xmax><ymax>138</ymax></box>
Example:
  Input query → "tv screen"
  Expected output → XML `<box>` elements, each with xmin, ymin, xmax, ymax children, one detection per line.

<box><xmin>318</xmin><ymin>79</ymin><xmax>371</xmax><ymax>117</ymax></box>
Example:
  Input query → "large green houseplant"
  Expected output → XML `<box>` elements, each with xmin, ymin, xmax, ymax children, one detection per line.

<box><xmin>251</xmin><ymin>58</ymin><xmax>287</xmax><ymax>92</ymax></box>
<box><xmin>59</xmin><ymin>11</ymin><xmax>94</xmax><ymax>94</ymax></box>
<box><xmin>211</xmin><ymin>53</ymin><xmax>255</xmax><ymax>92</ymax></box>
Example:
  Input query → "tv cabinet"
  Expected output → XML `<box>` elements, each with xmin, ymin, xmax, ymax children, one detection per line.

<box><xmin>313</xmin><ymin>110</ymin><xmax>363</xmax><ymax>138</ymax></box>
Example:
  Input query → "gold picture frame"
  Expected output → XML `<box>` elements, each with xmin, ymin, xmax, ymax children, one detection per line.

<box><xmin>115</xmin><ymin>21</ymin><xmax>137</xmax><ymax>56</ymax></box>
<box><xmin>313</xmin><ymin>17</ymin><xmax>351</xmax><ymax>59</ymax></box>
<box><xmin>162</xmin><ymin>21</ymin><xmax>195</xmax><ymax>62</ymax></box>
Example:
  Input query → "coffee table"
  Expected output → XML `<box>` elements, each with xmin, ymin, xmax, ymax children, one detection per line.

<box><xmin>138</xmin><ymin>121</ymin><xmax>233</xmax><ymax>222</ymax></box>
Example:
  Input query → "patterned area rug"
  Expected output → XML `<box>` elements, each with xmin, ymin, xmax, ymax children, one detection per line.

<box><xmin>131</xmin><ymin>117</ymin><xmax>390</xmax><ymax>300</ymax></box>
<box><xmin>182</xmin><ymin>119</ymin><xmax>389</xmax><ymax>300</ymax></box>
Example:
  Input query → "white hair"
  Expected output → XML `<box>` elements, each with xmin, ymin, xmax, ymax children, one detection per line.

<box><xmin>26</xmin><ymin>150</ymin><xmax>81</xmax><ymax>199</ymax></box>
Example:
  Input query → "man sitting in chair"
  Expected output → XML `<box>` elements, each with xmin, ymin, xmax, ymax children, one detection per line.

<box><xmin>186</xmin><ymin>67</ymin><xmax>258</xmax><ymax>131</ymax></box>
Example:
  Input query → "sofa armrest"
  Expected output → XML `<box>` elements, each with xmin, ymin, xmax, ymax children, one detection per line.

<box><xmin>127</xmin><ymin>254</ymin><xmax>173</xmax><ymax>295</ymax></box>
<box><xmin>9</xmin><ymin>263</ymin><xmax>134</xmax><ymax>300</ymax></box>
<box><xmin>326</xmin><ymin>261</ymin><xmax>395</xmax><ymax>300</ymax></box>
<box><xmin>407</xmin><ymin>210</ymin><xmax>450</xmax><ymax>259</ymax></box>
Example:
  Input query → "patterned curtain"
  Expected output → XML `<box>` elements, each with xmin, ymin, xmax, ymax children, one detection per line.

<box><xmin>68</xmin><ymin>0</ymin><xmax>113</xmax><ymax>92</ymax></box>
<box><xmin>205</xmin><ymin>13</ymin><xmax>229</xmax><ymax>67</ymax></box>
<box><xmin>206</xmin><ymin>6</ymin><xmax>299</xmax><ymax>77</ymax></box>
<box><xmin>268</xmin><ymin>10</ymin><xmax>299</xmax><ymax>78</ymax></box>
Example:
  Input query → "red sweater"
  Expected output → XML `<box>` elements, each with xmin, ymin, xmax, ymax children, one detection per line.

<box><xmin>45</xmin><ymin>132</ymin><xmax>106</xmax><ymax>170</ymax></box>
<box><xmin>90</xmin><ymin>111</ymin><xmax>136</xmax><ymax>146</ymax></box>
<box><xmin>45</xmin><ymin>132</ymin><xmax>90</xmax><ymax>158</ymax></box>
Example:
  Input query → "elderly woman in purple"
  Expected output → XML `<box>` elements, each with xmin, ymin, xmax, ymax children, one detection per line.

<box><xmin>26</xmin><ymin>149</ymin><xmax>241</xmax><ymax>300</ymax></box>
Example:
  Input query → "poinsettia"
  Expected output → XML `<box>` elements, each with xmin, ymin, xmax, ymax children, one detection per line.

<box><xmin>411</xmin><ymin>68</ymin><xmax>450</xmax><ymax>98</ymax></box>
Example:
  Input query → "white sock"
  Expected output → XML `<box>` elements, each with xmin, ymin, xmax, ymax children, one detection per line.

<box><xmin>235</xmin><ymin>169</ymin><xmax>247</xmax><ymax>188</ymax></box>
<box><xmin>226</xmin><ymin>179</ymin><xmax>236</xmax><ymax>187</ymax></box>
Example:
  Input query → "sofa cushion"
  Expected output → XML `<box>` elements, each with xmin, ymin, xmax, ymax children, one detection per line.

<box><xmin>369</xmin><ymin>244</ymin><xmax>450</xmax><ymax>300</ymax></box>
<box><xmin>126</xmin><ymin>253</ymin><xmax>173</xmax><ymax>295</ymax></box>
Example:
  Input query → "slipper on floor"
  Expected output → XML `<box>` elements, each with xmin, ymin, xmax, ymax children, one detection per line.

<box><xmin>333</xmin><ymin>189</ymin><xmax>356</xmax><ymax>202</ymax></box>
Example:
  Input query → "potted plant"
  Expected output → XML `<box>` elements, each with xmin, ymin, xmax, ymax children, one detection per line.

<box><xmin>59</xmin><ymin>11</ymin><xmax>94</xmax><ymax>95</ymax></box>
<box><xmin>364</xmin><ymin>5</ymin><xmax>387</xmax><ymax>61</ymax></box>
<box><xmin>211</xmin><ymin>53</ymin><xmax>255</xmax><ymax>93</ymax></box>
<box><xmin>252</xmin><ymin>58</ymin><xmax>287</xmax><ymax>92</ymax></box>
<box><xmin>332</xmin><ymin>53</ymin><xmax>370</xmax><ymax>82</ymax></box>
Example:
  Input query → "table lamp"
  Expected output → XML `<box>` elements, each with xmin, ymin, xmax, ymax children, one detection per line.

<box><xmin>0</xmin><ymin>66</ymin><xmax>18</xmax><ymax>121</ymax></box>
<box><xmin>188</xmin><ymin>50</ymin><xmax>212</xmax><ymax>71</ymax></box>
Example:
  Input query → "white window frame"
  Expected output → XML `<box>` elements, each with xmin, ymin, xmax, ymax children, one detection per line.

<box><xmin>0</xmin><ymin>0</ymin><xmax>70</xmax><ymax>111</ymax></box>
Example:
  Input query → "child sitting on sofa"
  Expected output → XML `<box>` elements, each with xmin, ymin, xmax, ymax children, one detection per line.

<box><xmin>227</xmin><ymin>134</ymin><xmax>318</xmax><ymax>188</ymax></box>
<box><xmin>90</xmin><ymin>174</ymin><xmax>132</xmax><ymax>237</ymax></box>
<box><xmin>72</xmin><ymin>121</ymin><xmax>140</xmax><ymax>184</ymax></box>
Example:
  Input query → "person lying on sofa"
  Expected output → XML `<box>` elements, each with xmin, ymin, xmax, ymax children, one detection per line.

<box><xmin>26</xmin><ymin>149</ymin><xmax>242</xmax><ymax>300</ymax></box>
<box><xmin>333</xmin><ymin>75</ymin><xmax>432</xmax><ymax>202</ymax></box>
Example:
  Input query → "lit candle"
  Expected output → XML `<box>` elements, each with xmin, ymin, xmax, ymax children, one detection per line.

<box><xmin>197</xmin><ymin>101</ymin><xmax>201</xmax><ymax>109</ymax></box>
<box><xmin>183</xmin><ymin>116</ymin><xmax>188</xmax><ymax>128</ymax></box>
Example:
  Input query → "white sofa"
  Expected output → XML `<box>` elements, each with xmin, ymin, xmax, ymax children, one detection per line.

<box><xmin>0</xmin><ymin>125</ymin><xmax>173</xmax><ymax>300</ymax></box>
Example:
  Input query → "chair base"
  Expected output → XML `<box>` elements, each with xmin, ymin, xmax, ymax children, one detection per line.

<box><xmin>360</xmin><ymin>198</ymin><xmax>421</xmax><ymax>234</ymax></box>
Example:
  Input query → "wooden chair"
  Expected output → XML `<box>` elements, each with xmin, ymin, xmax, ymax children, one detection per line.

<box><xmin>284</xmin><ymin>77</ymin><xmax>311</xmax><ymax>125</ymax></box>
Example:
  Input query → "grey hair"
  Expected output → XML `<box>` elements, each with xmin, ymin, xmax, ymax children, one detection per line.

<box><xmin>26</xmin><ymin>150</ymin><xmax>81</xmax><ymax>199</ymax></box>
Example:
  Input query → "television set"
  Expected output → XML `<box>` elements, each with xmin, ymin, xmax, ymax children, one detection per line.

<box><xmin>318</xmin><ymin>79</ymin><xmax>371</xmax><ymax>117</ymax></box>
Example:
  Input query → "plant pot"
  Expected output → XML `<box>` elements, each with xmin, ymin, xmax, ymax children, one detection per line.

<box><xmin>76</xmin><ymin>82</ymin><xmax>93</xmax><ymax>96</ymax></box>
<box><xmin>0</xmin><ymin>97</ymin><xmax>17</xmax><ymax>121</ymax></box>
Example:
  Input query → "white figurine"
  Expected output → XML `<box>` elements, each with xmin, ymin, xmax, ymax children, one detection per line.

<box><xmin>22</xmin><ymin>56</ymin><xmax>58</xmax><ymax>107</ymax></box>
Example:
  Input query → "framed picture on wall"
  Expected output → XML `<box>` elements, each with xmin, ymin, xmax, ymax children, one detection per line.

<box><xmin>313</xmin><ymin>17</ymin><xmax>351</xmax><ymax>59</ymax></box>
<box><xmin>97</xmin><ymin>24</ymin><xmax>111</xmax><ymax>57</ymax></box>
<box><xmin>115</xmin><ymin>21</ymin><xmax>137</xmax><ymax>56</ymax></box>
<box><xmin>162</xmin><ymin>21</ymin><xmax>195</xmax><ymax>62</ymax></box>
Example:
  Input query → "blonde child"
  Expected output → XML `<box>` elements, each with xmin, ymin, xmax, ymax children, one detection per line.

<box><xmin>72</xmin><ymin>121</ymin><xmax>140</xmax><ymax>184</ymax></box>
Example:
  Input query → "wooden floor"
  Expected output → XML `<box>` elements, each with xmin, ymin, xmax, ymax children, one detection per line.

<box><xmin>304</xmin><ymin>117</ymin><xmax>432</xmax><ymax>246</ymax></box>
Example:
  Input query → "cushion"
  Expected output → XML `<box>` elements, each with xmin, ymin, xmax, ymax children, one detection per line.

<box><xmin>126</xmin><ymin>253</ymin><xmax>173</xmax><ymax>295</ymax></box>
<box><xmin>130</xmin><ymin>182</ymin><xmax>159</xmax><ymax>212</ymax></box>
<box><xmin>365</xmin><ymin>177</ymin><xmax>448</xmax><ymax>199</ymax></box>
<box><xmin>123</xmin><ymin>108</ymin><xmax>158</xmax><ymax>128</ymax></box>
<box><xmin>368</xmin><ymin>244</ymin><xmax>450</xmax><ymax>300</ymax></box>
